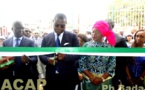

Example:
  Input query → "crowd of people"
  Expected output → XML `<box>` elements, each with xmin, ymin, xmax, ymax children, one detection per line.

<box><xmin>0</xmin><ymin>13</ymin><xmax>145</xmax><ymax>90</ymax></box>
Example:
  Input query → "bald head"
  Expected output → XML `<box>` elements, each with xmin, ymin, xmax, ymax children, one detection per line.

<box><xmin>53</xmin><ymin>13</ymin><xmax>67</xmax><ymax>23</ymax></box>
<box><xmin>12</xmin><ymin>21</ymin><xmax>23</xmax><ymax>28</ymax></box>
<box><xmin>53</xmin><ymin>13</ymin><xmax>67</xmax><ymax>34</ymax></box>
<box><xmin>12</xmin><ymin>21</ymin><xmax>24</xmax><ymax>38</ymax></box>
<box><xmin>105</xmin><ymin>19</ymin><xmax>115</xmax><ymax>30</ymax></box>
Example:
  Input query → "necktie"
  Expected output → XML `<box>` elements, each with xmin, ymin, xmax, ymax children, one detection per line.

<box><xmin>13</xmin><ymin>38</ymin><xmax>20</xmax><ymax>76</ymax></box>
<box><xmin>55</xmin><ymin>34</ymin><xmax>60</xmax><ymax>73</ymax></box>
<box><xmin>15</xmin><ymin>38</ymin><xmax>20</xmax><ymax>47</ymax></box>
<box><xmin>56</xmin><ymin>34</ymin><xmax>60</xmax><ymax>47</ymax></box>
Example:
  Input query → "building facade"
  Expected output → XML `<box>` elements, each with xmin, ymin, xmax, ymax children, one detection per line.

<box><xmin>107</xmin><ymin>0</ymin><xmax>145</xmax><ymax>34</ymax></box>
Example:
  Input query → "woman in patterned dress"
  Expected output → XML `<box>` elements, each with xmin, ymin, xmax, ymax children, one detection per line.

<box><xmin>79</xmin><ymin>20</ymin><xmax>116</xmax><ymax>90</ymax></box>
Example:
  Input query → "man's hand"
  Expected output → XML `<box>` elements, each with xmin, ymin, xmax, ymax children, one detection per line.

<box><xmin>0</xmin><ymin>58</ymin><xmax>8</xmax><ymax>70</ymax></box>
<box><xmin>4</xmin><ymin>56</ymin><xmax>14</xmax><ymax>61</ymax></box>
<box><xmin>0</xmin><ymin>58</ymin><xmax>7</xmax><ymax>64</ymax></box>
<box><xmin>21</xmin><ymin>55</ymin><xmax>29</xmax><ymax>64</ymax></box>
<box><xmin>0</xmin><ymin>66</ymin><xmax>9</xmax><ymax>70</ymax></box>
<box><xmin>0</xmin><ymin>57</ymin><xmax>15</xmax><ymax>70</ymax></box>
<box><xmin>48</xmin><ymin>57</ymin><xmax>57</xmax><ymax>65</ymax></box>
<box><xmin>1</xmin><ymin>56</ymin><xmax>15</xmax><ymax>63</ymax></box>
<box><xmin>57</xmin><ymin>53</ymin><xmax>66</xmax><ymax>60</ymax></box>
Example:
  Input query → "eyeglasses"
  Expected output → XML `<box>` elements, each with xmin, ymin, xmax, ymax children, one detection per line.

<box><xmin>15</xmin><ymin>27</ymin><xmax>24</xmax><ymax>30</ymax></box>
<box><xmin>54</xmin><ymin>24</ymin><xmax>65</xmax><ymax>28</ymax></box>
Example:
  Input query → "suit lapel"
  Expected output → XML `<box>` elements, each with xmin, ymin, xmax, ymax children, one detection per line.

<box><xmin>19</xmin><ymin>36</ymin><xmax>25</xmax><ymax>47</ymax></box>
<box><xmin>51</xmin><ymin>33</ymin><xmax>56</xmax><ymax>46</ymax></box>
<box><xmin>9</xmin><ymin>37</ymin><xmax>13</xmax><ymax>47</ymax></box>
<box><xmin>61</xmin><ymin>31</ymin><xmax>69</xmax><ymax>47</ymax></box>
<box><xmin>41</xmin><ymin>32</ymin><xmax>55</xmax><ymax>47</ymax></box>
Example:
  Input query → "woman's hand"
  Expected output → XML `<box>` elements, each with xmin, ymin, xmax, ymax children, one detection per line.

<box><xmin>78</xmin><ymin>73</ymin><xmax>83</xmax><ymax>81</ymax></box>
<box><xmin>91</xmin><ymin>77</ymin><xmax>102</xmax><ymax>85</ymax></box>
<box><xmin>128</xmin><ymin>79</ymin><xmax>134</xmax><ymax>86</ymax></box>
<box><xmin>135</xmin><ymin>77</ymin><xmax>143</xmax><ymax>85</ymax></box>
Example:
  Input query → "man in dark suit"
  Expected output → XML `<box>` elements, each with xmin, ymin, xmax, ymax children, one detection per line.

<box><xmin>1</xmin><ymin>21</ymin><xmax>38</xmax><ymax>89</ymax></box>
<box><xmin>39</xmin><ymin>13</ymin><xmax>80</xmax><ymax>90</ymax></box>
<box><xmin>105</xmin><ymin>19</ymin><xmax>128</xmax><ymax>89</ymax></box>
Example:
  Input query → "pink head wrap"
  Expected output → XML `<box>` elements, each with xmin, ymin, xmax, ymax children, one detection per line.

<box><xmin>93</xmin><ymin>20</ymin><xmax>116</xmax><ymax>46</ymax></box>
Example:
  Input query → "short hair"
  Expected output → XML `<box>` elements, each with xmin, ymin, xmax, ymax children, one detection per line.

<box><xmin>105</xmin><ymin>19</ymin><xmax>115</xmax><ymax>30</ymax></box>
<box><xmin>125</xmin><ymin>34</ymin><xmax>133</xmax><ymax>41</ymax></box>
<box><xmin>73</xmin><ymin>29</ymin><xmax>79</xmax><ymax>33</ymax></box>
<box><xmin>53</xmin><ymin>13</ymin><xmax>67</xmax><ymax>23</ymax></box>
<box><xmin>12</xmin><ymin>21</ymin><xmax>23</xmax><ymax>28</ymax></box>
<box><xmin>78</xmin><ymin>34</ymin><xmax>88</xmax><ymax>43</ymax></box>
<box><xmin>24</xmin><ymin>28</ymin><xmax>31</xmax><ymax>33</ymax></box>
<box><xmin>86</xmin><ymin>31</ymin><xmax>91</xmax><ymax>35</ymax></box>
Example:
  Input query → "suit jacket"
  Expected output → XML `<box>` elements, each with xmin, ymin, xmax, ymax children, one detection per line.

<box><xmin>39</xmin><ymin>31</ymin><xmax>80</xmax><ymax>84</ymax></box>
<box><xmin>112</xmin><ymin>37</ymin><xmax>128</xmax><ymax>87</ymax></box>
<box><xmin>31</xmin><ymin>37</ymin><xmax>43</xmax><ymax>47</ymax></box>
<box><xmin>2</xmin><ymin>36</ymin><xmax>38</xmax><ymax>80</ymax></box>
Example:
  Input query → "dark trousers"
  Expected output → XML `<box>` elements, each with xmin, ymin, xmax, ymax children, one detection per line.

<box><xmin>112</xmin><ymin>76</ymin><xmax>128</xmax><ymax>90</ymax></box>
